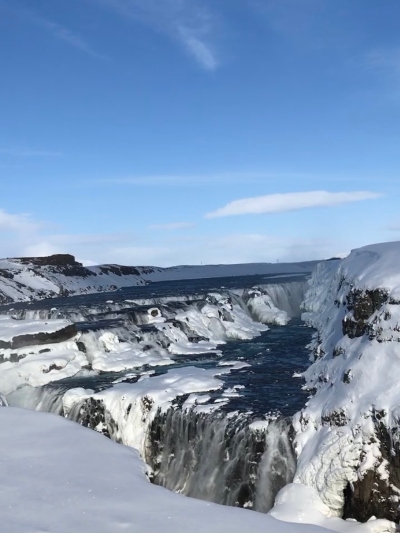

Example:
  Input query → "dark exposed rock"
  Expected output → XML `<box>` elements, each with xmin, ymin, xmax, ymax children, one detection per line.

<box><xmin>342</xmin><ymin>317</ymin><xmax>366</xmax><ymax>339</ymax></box>
<box><xmin>99</xmin><ymin>265</ymin><xmax>141</xmax><ymax>277</ymax></box>
<box><xmin>71</xmin><ymin>398</ymin><xmax>119</xmax><ymax>439</ymax></box>
<box><xmin>342</xmin><ymin>370</ymin><xmax>353</xmax><ymax>384</ymax></box>
<box><xmin>343</xmin><ymin>421</ymin><xmax>400</xmax><ymax>522</ymax></box>
<box><xmin>333</xmin><ymin>346</ymin><xmax>346</xmax><ymax>358</ymax></box>
<box><xmin>0</xmin><ymin>351</ymin><xmax>25</xmax><ymax>363</ymax></box>
<box><xmin>321</xmin><ymin>409</ymin><xmax>348</xmax><ymax>427</ymax></box>
<box><xmin>18</xmin><ymin>254</ymin><xmax>81</xmax><ymax>267</ymax></box>
<box><xmin>54</xmin><ymin>265</ymin><xmax>95</xmax><ymax>278</ymax></box>
<box><xmin>0</xmin><ymin>324</ymin><xmax>77</xmax><ymax>350</ymax></box>
<box><xmin>0</xmin><ymin>269</ymin><xmax>14</xmax><ymax>279</ymax></box>
<box><xmin>42</xmin><ymin>363</ymin><xmax>63</xmax><ymax>373</ymax></box>
<box><xmin>343</xmin><ymin>289</ymin><xmax>389</xmax><ymax>339</ymax></box>
<box><xmin>76</xmin><ymin>341</ymin><xmax>86</xmax><ymax>353</ymax></box>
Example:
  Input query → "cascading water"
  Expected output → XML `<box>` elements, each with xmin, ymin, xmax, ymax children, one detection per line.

<box><xmin>1</xmin><ymin>275</ymin><xmax>311</xmax><ymax>516</ymax></box>
<box><xmin>146</xmin><ymin>408</ymin><xmax>296</xmax><ymax>512</ymax></box>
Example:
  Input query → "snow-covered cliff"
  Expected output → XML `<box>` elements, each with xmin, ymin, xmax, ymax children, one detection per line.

<box><xmin>0</xmin><ymin>253</ymin><xmax>317</xmax><ymax>304</ymax></box>
<box><xmin>295</xmin><ymin>242</ymin><xmax>400</xmax><ymax>523</ymax></box>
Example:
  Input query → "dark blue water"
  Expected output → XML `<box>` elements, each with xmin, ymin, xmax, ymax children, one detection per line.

<box><xmin>218</xmin><ymin>320</ymin><xmax>311</xmax><ymax>416</ymax></box>
<box><xmin>5</xmin><ymin>274</ymin><xmax>312</xmax><ymax>418</ymax></box>
<box><xmin>52</xmin><ymin>318</ymin><xmax>311</xmax><ymax>418</ymax></box>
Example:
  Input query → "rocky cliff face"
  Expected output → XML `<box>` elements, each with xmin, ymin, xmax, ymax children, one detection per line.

<box><xmin>295</xmin><ymin>243</ymin><xmax>400</xmax><ymax>524</ymax></box>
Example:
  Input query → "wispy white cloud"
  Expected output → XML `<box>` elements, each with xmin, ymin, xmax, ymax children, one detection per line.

<box><xmin>42</xmin><ymin>20</ymin><xmax>104</xmax><ymax>58</ymax></box>
<box><xmin>10</xmin><ymin>6</ymin><xmax>104</xmax><ymax>59</ymax></box>
<box><xmin>148</xmin><ymin>222</ymin><xmax>195</xmax><ymax>230</ymax></box>
<box><xmin>91</xmin><ymin>172</ymin><xmax>317</xmax><ymax>187</ymax></box>
<box><xmin>91</xmin><ymin>172</ymin><xmax>389</xmax><ymax>188</ymax></box>
<box><xmin>205</xmin><ymin>190</ymin><xmax>383</xmax><ymax>218</ymax></box>
<box><xmin>177</xmin><ymin>26</ymin><xmax>218</xmax><ymax>71</ymax></box>
<box><xmin>97</xmin><ymin>0</ymin><xmax>218</xmax><ymax>70</ymax></box>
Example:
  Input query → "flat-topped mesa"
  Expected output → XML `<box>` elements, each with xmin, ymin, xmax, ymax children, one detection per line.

<box><xmin>16</xmin><ymin>254</ymin><xmax>82</xmax><ymax>267</ymax></box>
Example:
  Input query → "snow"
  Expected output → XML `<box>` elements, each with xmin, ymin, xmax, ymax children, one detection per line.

<box><xmin>65</xmin><ymin>366</ymin><xmax>234</xmax><ymax>455</ymax></box>
<box><xmin>1</xmin><ymin>246</ymin><xmax>399</xmax><ymax>531</ymax></box>
<box><xmin>0</xmin><ymin>255</ymin><xmax>315</xmax><ymax>303</ymax></box>
<box><xmin>0</xmin><ymin>283</ymin><xmax>300</xmax><ymax>396</ymax></box>
<box><xmin>0</xmin><ymin>316</ymin><xmax>73</xmax><ymax>342</ymax></box>
<box><xmin>294</xmin><ymin>241</ymin><xmax>400</xmax><ymax>518</ymax></box>
<box><xmin>271</xmin><ymin>484</ymin><xmax>395</xmax><ymax>532</ymax></box>
<box><xmin>1</xmin><ymin>406</ymin><xmax>341</xmax><ymax>533</ymax></box>
<box><xmin>0</xmin><ymin>340</ymin><xmax>87</xmax><ymax>395</ymax></box>
<box><xmin>250</xmin><ymin>420</ymin><xmax>270</xmax><ymax>431</ymax></box>
<box><xmin>218</xmin><ymin>360</ymin><xmax>251</xmax><ymax>370</ymax></box>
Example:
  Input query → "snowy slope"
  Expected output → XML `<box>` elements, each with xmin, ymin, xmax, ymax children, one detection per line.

<box><xmin>295</xmin><ymin>241</ymin><xmax>400</xmax><ymax>523</ymax></box>
<box><xmin>0</xmin><ymin>253</ymin><xmax>317</xmax><ymax>304</ymax></box>
<box><xmin>1</xmin><ymin>406</ymin><xmax>393</xmax><ymax>533</ymax></box>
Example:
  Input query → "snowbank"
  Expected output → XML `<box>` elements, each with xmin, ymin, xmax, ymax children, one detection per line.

<box><xmin>1</xmin><ymin>406</ymin><xmax>390</xmax><ymax>533</ymax></box>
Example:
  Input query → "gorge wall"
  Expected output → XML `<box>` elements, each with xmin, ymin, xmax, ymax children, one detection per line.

<box><xmin>294</xmin><ymin>243</ymin><xmax>400</xmax><ymax>523</ymax></box>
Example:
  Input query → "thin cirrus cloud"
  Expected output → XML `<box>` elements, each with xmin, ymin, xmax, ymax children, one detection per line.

<box><xmin>97</xmin><ymin>0</ymin><xmax>218</xmax><ymax>70</ymax></box>
<box><xmin>205</xmin><ymin>190</ymin><xmax>383</xmax><ymax>218</ymax></box>
<box><xmin>177</xmin><ymin>26</ymin><xmax>218</xmax><ymax>71</ymax></box>
<box><xmin>92</xmin><ymin>172</ymin><xmax>317</xmax><ymax>187</ymax></box>
<box><xmin>10</xmin><ymin>5</ymin><xmax>104</xmax><ymax>59</ymax></box>
<box><xmin>148</xmin><ymin>222</ymin><xmax>195</xmax><ymax>231</ymax></box>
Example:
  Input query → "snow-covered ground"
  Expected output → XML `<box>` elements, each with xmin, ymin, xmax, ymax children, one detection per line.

<box><xmin>3</xmin><ymin>244</ymin><xmax>400</xmax><ymax>532</ymax></box>
<box><xmin>1</xmin><ymin>406</ymin><xmax>394</xmax><ymax>533</ymax></box>
<box><xmin>0</xmin><ymin>253</ymin><xmax>317</xmax><ymax>303</ymax></box>
<box><xmin>0</xmin><ymin>316</ymin><xmax>72</xmax><ymax>342</ymax></box>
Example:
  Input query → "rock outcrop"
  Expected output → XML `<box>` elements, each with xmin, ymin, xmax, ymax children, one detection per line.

<box><xmin>295</xmin><ymin>242</ymin><xmax>400</xmax><ymax>524</ymax></box>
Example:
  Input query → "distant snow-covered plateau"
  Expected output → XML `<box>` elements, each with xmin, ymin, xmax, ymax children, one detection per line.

<box><xmin>1</xmin><ymin>247</ymin><xmax>399</xmax><ymax>533</ymax></box>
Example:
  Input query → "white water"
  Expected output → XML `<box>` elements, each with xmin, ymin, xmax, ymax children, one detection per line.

<box><xmin>2</xmin><ymin>279</ymin><xmax>308</xmax><ymax>515</ymax></box>
<box><xmin>2</xmin><ymin>281</ymin><xmax>307</xmax><ymax>324</ymax></box>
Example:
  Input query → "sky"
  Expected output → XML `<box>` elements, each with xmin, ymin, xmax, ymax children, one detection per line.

<box><xmin>0</xmin><ymin>0</ymin><xmax>399</xmax><ymax>267</ymax></box>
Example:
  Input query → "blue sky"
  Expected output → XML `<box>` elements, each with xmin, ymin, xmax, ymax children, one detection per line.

<box><xmin>0</xmin><ymin>0</ymin><xmax>399</xmax><ymax>266</ymax></box>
